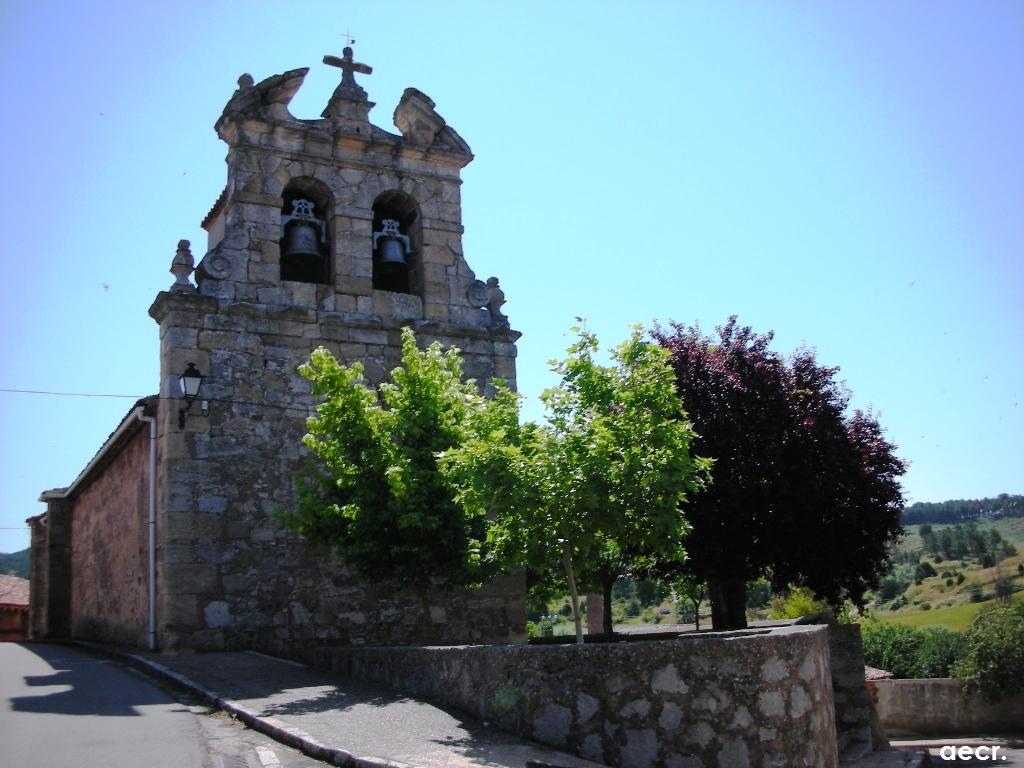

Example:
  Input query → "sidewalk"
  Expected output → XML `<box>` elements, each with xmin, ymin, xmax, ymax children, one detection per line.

<box><xmin>124</xmin><ymin>648</ymin><xmax>604</xmax><ymax>768</ymax></box>
<box><xmin>101</xmin><ymin>644</ymin><xmax>942</xmax><ymax>768</ymax></box>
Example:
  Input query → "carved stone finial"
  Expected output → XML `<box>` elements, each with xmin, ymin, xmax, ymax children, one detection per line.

<box><xmin>170</xmin><ymin>239</ymin><xmax>196</xmax><ymax>293</ymax></box>
<box><xmin>486</xmin><ymin>277</ymin><xmax>509</xmax><ymax>329</ymax></box>
<box><xmin>237</xmin><ymin>73</ymin><xmax>254</xmax><ymax>89</ymax></box>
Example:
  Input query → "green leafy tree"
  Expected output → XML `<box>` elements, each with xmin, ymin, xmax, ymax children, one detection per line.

<box><xmin>278</xmin><ymin>328</ymin><xmax>497</xmax><ymax>589</ymax></box>
<box><xmin>951</xmin><ymin>602</ymin><xmax>1024</xmax><ymax>702</ymax></box>
<box><xmin>674</xmin><ymin>576</ymin><xmax>708</xmax><ymax>630</ymax></box>
<box><xmin>442</xmin><ymin>326</ymin><xmax>709</xmax><ymax>643</ymax></box>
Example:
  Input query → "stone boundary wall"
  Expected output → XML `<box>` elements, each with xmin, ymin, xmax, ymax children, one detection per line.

<box><xmin>873</xmin><ymin>678</ymin><xmax>1024</xmax><ymax>735</ymax></box>
<box><xmin>296</xmin><ymin>625</ymin><xmax>839</xmax><ymax>768</ymax></box>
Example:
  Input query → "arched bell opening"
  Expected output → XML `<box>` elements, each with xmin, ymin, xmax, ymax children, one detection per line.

<box><xmin>371</xmin><ymin>191</ymin><xmax>421</xmax><ymax>294</ymax></box>
<box><xmin>280</xmin><ymin>178</ymin><xmax>332</xmax><ymax>284</ymax></box>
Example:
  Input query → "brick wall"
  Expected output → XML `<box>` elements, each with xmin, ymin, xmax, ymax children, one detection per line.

<box><xmin>68</xmin><ymin>423</ymin><xmax>151</xmax><ymax>646</ymax></box>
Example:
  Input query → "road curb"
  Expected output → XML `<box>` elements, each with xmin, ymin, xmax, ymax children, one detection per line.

<box><xmin>65</xmin><ymin>641</ymin><xmax>424</xmax><ymax>768</ymax></box>
<box><xmin>128</xmin><ymin>653</ymin><xmax>424</xmax><ymax>768</ymax></box>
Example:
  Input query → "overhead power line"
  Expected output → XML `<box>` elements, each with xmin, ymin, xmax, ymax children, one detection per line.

<box><xmin>0</xmin><ymin>388</ymin><xmax>143</xmax><ymax>399</ymax></box>
<box><xmin>0</xmin><ymin>388</ymin><xmax>317</xmax><ymax>415</ymax></box>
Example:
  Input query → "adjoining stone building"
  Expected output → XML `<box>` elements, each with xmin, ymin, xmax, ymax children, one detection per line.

<box><xmin>29</xmin><ymin>48</ymin><xmax>525</xmax><ymax>652</ymax></box>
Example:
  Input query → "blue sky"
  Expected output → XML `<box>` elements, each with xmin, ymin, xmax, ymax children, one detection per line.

<box><xmin>1</xmin><ymin>1</ymin><xmax>1021</xmax><ymax>554</ymax></box>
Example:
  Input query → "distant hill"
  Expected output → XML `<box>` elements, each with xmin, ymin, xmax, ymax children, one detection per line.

<box><xmin>903</xmin><ymin>494</ymin><xmax>1024</xmax><ymax>525</ymax></box>
<box><xmin>0</xmin><ymin>549</ymin><xmax>29</xmax><ymax>579</ymax></box>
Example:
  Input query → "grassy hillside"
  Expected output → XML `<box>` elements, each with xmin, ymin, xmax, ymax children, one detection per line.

<box><xmin>869</xmin><ymin>520</ymin><xmax>1024</xmax><ymax>632</ymax></box>
<box><xmin>0</xmin><ymin>548</ymin><xmax>29</xmax><ymax>578</ymax></box>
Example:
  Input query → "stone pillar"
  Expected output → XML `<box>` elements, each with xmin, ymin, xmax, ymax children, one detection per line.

<box><xmin>828</xmin><ymin>623</ymin><xmax>875</xmax><ymax>759</ymax></box>
<box><xmin>149</xmin><ymin>291</ymin><xmax>217</xmax><ymax>650</ymax></box>
<box><xmin>27</xmin><ymin>514</ymin><xmax>48</xmax><ymax>639</ymax></box>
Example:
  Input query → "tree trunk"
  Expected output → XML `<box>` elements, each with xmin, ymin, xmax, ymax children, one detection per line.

<box><xmin>561</xmin><ymin>543</ymin><xmax>584</xmax><ymax>645</ymax></box>
<box><xmin>709</xmin><ymin>577</ymin><xmax>748</xmax><ymax>630</ymax></box>
<box><xmin>602</xmin><ymin>577</ymin><xmax>614</xmax><ymax>638</ymax></box>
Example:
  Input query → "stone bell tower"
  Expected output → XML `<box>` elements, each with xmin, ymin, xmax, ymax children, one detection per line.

<box><xmin>148</xmin><ymin>48</ymin><xmax>523</xmax><ymax>651</ymax></box>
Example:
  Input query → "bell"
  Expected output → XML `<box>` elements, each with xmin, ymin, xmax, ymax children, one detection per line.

<box><xmin>372</xmin><ymin>218</ymin><xmax>412</xmax><ymax>291</ymax></box>
<box><xmin>376</xmin><ymin>236</ymin><xmax>408</xmax><ymax>269</ymax></box>
<box><xmin>283</xmin><ymin>221</ymin><xmax>321</xmax><ymax>259</ymax></box>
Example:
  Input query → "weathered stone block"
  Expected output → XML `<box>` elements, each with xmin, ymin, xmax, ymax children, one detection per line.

<box><xmin>533</xmin><ymin>703</ymin><xmax>572</xmax><ymax>748</ymax></box>
<box><xmin>349</xmin><ymin>327</ymin><xmax>387</xmax><ymax>344</ymax></box>
<box><xmin>424</xmin><ymin>302</ymin><xmax>449</xmax><ymax>322</ymax></box>
<box><xmin>164</xmin><ymin>564</ymin><xmax>218</xmax><ymax>594</ymax></box>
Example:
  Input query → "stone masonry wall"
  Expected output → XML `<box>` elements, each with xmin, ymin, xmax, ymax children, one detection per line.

<box><xmin>68</xmin><ymin>423</ymin><xmax>151</xmax><ymax>647</ymax></box>
<box><xmin>149</xmin><ymin>294</ymin><xmax>523</xmax><ymax>652</ymax></box>
<box><xmin>874</xmin><ymin>678</ymin><xmax>1024</xmax><ymax>735</ymax></box>
<box><xmin>298</xmin><ymin>625</ymin><xmax>839</xmax><ymax>768</ymax></box>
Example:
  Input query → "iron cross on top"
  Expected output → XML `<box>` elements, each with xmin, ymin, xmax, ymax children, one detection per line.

<box><xmin>324</xmin><ymin>46</ymin><xmax>372</xmax><ymax>86</ymax></box>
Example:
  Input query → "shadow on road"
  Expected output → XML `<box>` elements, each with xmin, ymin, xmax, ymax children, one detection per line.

<box><xmin>8</xmin><ymin>642</ymin><xmax>184</xmax><ymax>717</ymax></box>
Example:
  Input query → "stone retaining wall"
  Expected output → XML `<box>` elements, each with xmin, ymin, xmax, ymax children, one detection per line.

<box><xmin>297</xmin><ymin>625</ymin><xmax>839</xmax><ymax>768</ymax></box>
<box><xmin>873</xmin><ymin>678</ymin><xmax>1024</xmax><ymax>735</ymax></box>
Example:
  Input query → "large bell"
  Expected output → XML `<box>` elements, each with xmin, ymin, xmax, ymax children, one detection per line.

<box><xmin>283</xmin><ymin>221</ymin><xmax>321</xmax><ymax>259</ymax></box>
<box><xmin>280</xmin><ymin>199</ymin><xmax>328</xmax><ymax>283</ymax></box>
<box><xmin>372</xmin><ymin>218</ymin><xmax>412</xmax><ymax>291</ymax></box>
<box><xmin>376</xmin><ymin>236</ymin><xmax>408</xmax><ymax>269</ymax></box>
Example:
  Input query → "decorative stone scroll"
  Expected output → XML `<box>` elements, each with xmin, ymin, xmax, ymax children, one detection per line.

<box><xmin>467</xmin><ymin>276</ymin><xmax>509</xmax><ymax>329</ymax></box>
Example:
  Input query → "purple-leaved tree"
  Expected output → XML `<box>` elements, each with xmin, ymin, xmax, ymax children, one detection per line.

<box><xmin>652</xmin><ymin>317</ymin><xmax>906</xmax><ymax>630</ymax></box>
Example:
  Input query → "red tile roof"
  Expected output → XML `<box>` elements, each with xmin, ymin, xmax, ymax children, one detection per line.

<box><xmin>864</xmin><ymin>665</ymin><xmax>894</xmax><ymax>681</ymax></box>
<box><xmin>0</xmin><ymin>574</ymin><xmax>29</xmax><ymax>607</ymax></box>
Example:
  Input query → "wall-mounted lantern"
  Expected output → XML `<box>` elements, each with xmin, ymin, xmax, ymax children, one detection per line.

<box><xmin>178</xmin><ymin>363</ymin><xmax>206</xmax><ymax>428</ymax></box>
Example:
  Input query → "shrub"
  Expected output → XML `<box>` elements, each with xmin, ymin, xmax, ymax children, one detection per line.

<box><xmin>769</xmin><ymin>587</ymin><xmax>827</xmax><ymax>620</ymax></box>
<box><xmin>951</xmin><ymin>602</ymin><xmax>1024</xmax><ymax>702</ymax></box>
<box><xmin>861</xmin><ymin>623</ymin><xmax>964</xmax><ymax>679</ymax></box>
<box><xmin>956</xmin><ymin>573</ymin><xmax>966</xmax><ymax>585</ymax></box>
<box><xmin>914</xmin><ymin>562</ymin><xmax>937</xmax><ymax>582</ymax></box>
<box><xmin>877</xmin><ymin>576</ymin><xmax>909</xmax><ymax>602</ymax></box>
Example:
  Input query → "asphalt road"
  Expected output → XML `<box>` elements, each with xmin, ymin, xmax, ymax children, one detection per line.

<box><xmin>0</xmin><ymin>642</ymin><xmax>331</xmax><ymax>768</ymax></box>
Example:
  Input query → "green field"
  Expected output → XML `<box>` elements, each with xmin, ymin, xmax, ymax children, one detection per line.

<box><xmin>881</xmin><ymin>590</ymin><xmax>1024</xmax><ymax>633</ymax></box>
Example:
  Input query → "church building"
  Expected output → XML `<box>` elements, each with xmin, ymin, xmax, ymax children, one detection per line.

<box><xmin>29</xmin><ymin>48</ymin><xmax>525</xmax><ymax>651</ymax></box>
